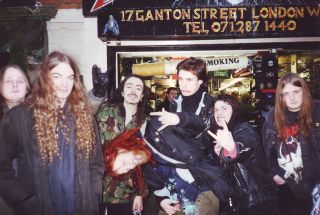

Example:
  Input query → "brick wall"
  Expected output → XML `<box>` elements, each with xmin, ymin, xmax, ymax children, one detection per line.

<box><xmin>41</xmin><ymin>0</ymin><xmax>82</xmax><ymax>9</ymax></box>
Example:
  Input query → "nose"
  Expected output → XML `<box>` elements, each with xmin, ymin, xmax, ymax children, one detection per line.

<box><xmin>12</xmin><ymin>82</ymin><xmax>18</xmax><ymax>88</ymax></box>
<box><xmin>289</xmin><ymin>93</ymin><xmax>295</xmax><ymax>101</ymax></box>
<box><xmin>179</xmin><ymin>79</ymin><xmax>187</xmax><ymax>88</ymax></box>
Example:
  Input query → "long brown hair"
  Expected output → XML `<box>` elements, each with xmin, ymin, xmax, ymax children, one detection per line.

<box><xmin>275</xmin><ymin>72</ymin><xmax>312</xmax><ymax>139</ymax></box>
<box><xmin>27</xmin><ymin>51</ymin><xmax>95</xmax><ymax>162</ymax></box>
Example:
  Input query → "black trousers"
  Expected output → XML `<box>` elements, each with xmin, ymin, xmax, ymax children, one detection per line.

<box><xmin>239</xmin><ymin>199</ymin><xmax>279</xmax><ymax>215</ymax></box>
<box><xmin>278</xmin><ymin>183</ymin><xmax>312</xmax><ymax>215</ymax></box>
<box><xmin>104</xmin><ymin>202</ymin><xmax>133</xmax><ymax>215</ymax></box>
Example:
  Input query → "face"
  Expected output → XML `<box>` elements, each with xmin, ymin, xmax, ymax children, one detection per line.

<box><xmin>178</xmin><ymin>70</ymin><xmax>203</xmax><ymax>97</ymax></box>
<box><xmin>1</xmin><ymin>67</ymin><xmax>28</xmax><ymax>105</ymax></box>
<box><xmin>214</xmin><ymin>100</ymin><xmax>233</xmax><ymax>127</ymax></box>
<box><xmin>50</xmin><ymin>63</ymin><xmax>74</xmax><ymax>106</ymax></box>
<box><xmin>122</xmin><ymin>77</ymin><xmax>144</xmax><ymax>105</ymax></box>
<box><xmin>167</xmin><ymin>89</ymin><xmax>177</xmax><ymax>102</ymax></box>
<box><xmin>282</xmin><ymin>83</ymin><xmax>303</xmax><ymax>112</ymax></box>
<box><xmin>113</xmin><ymin>150</ymin><xmax>147</xmax><ymax>175</ymax></box>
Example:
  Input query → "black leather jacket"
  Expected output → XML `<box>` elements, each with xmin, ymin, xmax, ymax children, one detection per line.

<box><xmin>143</xmin><ymin>117</ymin><xmax>232</xmax><ymax>202</ymax></box>
<box><xmin>221</xmin><ymin>122</ymin><xmax>277</xmax><ymax>208</ymax></box>
<box><xmin>169</xmin><ymin>92</ymin><xmax>215</xmax><ymax>157</ymax></box>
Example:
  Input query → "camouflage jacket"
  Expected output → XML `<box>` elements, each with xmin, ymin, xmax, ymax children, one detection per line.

<box><xmin>96</xmin><ymin>104</ymin><xmax>147</xmax><ymax>203</ymax></box>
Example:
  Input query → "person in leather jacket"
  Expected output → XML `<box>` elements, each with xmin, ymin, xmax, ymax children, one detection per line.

<box><xmin>262</xmin><ymin>73</ymin><xmax>320</xmax><ymax>215</ymax></box>
<box><xmin>208</xmin><ymin>94</ymin><xmax>278</xmax><ymax>215</ymax></box>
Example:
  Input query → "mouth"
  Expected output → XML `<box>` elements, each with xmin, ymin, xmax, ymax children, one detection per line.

<box><xmin>58</xmin><ymin>89</ymin><xmax>70</xmax><ymax>93</ymax></box>
<box><xmin>128</xmin><ymin>93</ymin><xmax>138</xmax><ymax>98</ymax></box>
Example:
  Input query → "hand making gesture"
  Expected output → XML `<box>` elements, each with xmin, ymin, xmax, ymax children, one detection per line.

<box><xmin>207</xmin><ymin>119</ymin><xmax>236</xmax><ymax>153</ymax></box>
<box><xmin>150</xmin><ymin>109</ymin><xmax>180</xmax><ymax>131</ymax></box>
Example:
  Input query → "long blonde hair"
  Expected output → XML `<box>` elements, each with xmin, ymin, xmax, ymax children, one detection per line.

<box><xmin>27</xmin><ymin>51</ymin><xmax>94</xmax><ymax>162</ymax></box>
<box><xmin>275</xmin><ymin>72</ymin><xmax>312</xmax><ymax>139</ymax></box>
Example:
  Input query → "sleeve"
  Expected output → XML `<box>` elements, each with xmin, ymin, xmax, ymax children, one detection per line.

<box><xmin>0</xmin><ymin>115</ymin><xmax>35</xmax><ymax>213</ymax></box>
<box><xmin>87</xmin><ymin>90</ymin><xmax>104</xmax><ymax>115</ymax></box>
<box><xmin>142</xmin><ymin>164</ymin><xmax>169</xmax><ymax>208</ymax></box>
<box><xmin>221</xmin><ymin>123</ymin><xmax>257</xmax><ymax>163</ymax></box>
<box><xmin>90</xmin><ymin>119</ymin><xmax>105</xmax><ymax>204</ymax></box>
<box><xmin>262</xmin><ymin>111</ymin><xmax>284</xmax><ymax>178</ymax></box>
<box><xmin>95</xmin><ymin>106</ymin><xmax>109</xmax><ymax>144</ymax></box>
<box><xmin>176</xmin><ymin>112</ymin><xmax>206</xmax><ymax>134</ymax></box>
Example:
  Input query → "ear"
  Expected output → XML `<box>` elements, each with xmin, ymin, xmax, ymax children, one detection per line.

<box><xmin>198</xmin><ymin>79</ymin><xmax>203</xmax><ymax>86</ymax></box>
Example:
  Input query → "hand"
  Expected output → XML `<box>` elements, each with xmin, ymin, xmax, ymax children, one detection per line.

<box><xmin>214</xmin><ymin>143</ymin><xmax>222</xmax><ymax>156</ymax></box>
<box><xmin>207</xmin><ymin>120</ymin><xmax>235</xmax><ymax>152</ymax></box>
<box><xmin>132</xmin><ymin>195</ymin><xmax>143</xmax><ymax>213</ymax></box>
<box><xmin>150</xmin><ymin>109</ymin><xmax>180</xmax><ymax>131</ymax></box>
<box><xmin>92</xmin><ymin>65</ymin><xmax>109</xmax><ymax>98</ymax></box>
<box><xmin>160</xmin><ymin>199</ymin><xmax>181</xmax><ymax>215</ymax></box>
<box><xmin>273</xmin><ymin>175</ymin><xmax>286</xmax><ymax>185</ymax></box>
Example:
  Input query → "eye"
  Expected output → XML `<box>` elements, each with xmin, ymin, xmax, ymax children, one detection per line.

<box><xmin>51</xmin><ymin>74</ymin><xmax>60</xmax><ymax>79</ymax></box>
<box><xmin>283</xmin><ymin>92</ymin><xmax>289</xmax><ymax>97</ymax></box>
<box><xmin>17</xmin><ymin>79</ymin><xmax>25</xmax><ymax>85</ymax></box>
<box><xmin>4</xmin><ymin>80</ymin><xmax>13</xmax><ymax>85</ymax></box>
<box><xmin>68</xmin><ymin>76</ymin><xmax>75</xmax><ymax>81</ymax></box>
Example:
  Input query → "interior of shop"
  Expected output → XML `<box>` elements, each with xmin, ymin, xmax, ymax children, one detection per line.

<box><xmin>116</xmin><ymin>49</ymin><xmax>320</xmax><ymax>112</ymax></box>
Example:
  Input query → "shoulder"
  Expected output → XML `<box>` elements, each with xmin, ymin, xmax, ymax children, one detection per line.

<box><xmin>313</xmin><ymin>99</ymin><xmax>320</xmax><ymax>110</ymax></box>
<box><xmin>97</xmin><ymin>104</ymin><xmax>118</xmax><ymax>116</ymax></box>
<box><xmin>263</xmin><ymin>108</ymin><xmax>275</xmax><ymax>124</ymax></box>
<box><xmin>7</xmin><ymin>104</ymin><xmax>31</xmax><ymax>119</ymax></box>
<box><xmin>234</xmin><ymin>121</ymin><xmax>256</xmax><ymax>134</ymax></box>
<box><xmin>312</xmin><ymin>99</ymin><xmax>320</xmax><ymax>122</ymax></box>
<box><xmin>204</xmin><ymin>93</ymin><xmax>214</xmax><ymax>105</ymax></box>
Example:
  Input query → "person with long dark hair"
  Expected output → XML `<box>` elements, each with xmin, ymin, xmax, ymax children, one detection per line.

<box><xmin>0</xmin><ymin>51</ymin><xmax>104</xmax><ymax>215</ymax></box>
<box><xmin>96</xmin><ymin>75</ymin><xmax>152</xmax><ymax>215</ymax></box>
<box><xmin>208</xmin><ymin>94</ymin><xmax>278</xmax><ymax>215</ymax></box>
<box><xmin>262</xmin><ymin>72</ymin><xmax>320</xmax><ymax>214</ymax></box>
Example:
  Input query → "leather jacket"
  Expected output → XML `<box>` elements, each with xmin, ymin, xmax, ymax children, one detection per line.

<box><xmin>221</xmin><ymin>122</ymin><xmax>277</xmax><ymax>208</ymax></box>
<box><xmin>143</xmin><ymin>116</ymin><xmax>232</xmax><ymax>202</ymax></box>
<box><xmin>262</xmin><ymin>100</ymin><xmax>320</xmax><ymax>198</ymax></box>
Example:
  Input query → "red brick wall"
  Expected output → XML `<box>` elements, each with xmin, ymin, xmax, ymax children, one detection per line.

<box><xmin>41</xmin><ymin>0</ymin><xmax>82</xmax><ymax>9</ymax></box>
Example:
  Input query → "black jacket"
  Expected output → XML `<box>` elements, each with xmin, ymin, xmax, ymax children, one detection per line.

<box><xmin>169</xmin><ymin>92</ymin><xmax>216</xmax><ymax>158</ymax></box>
<box><xmin>221</xmin><ymin>122</ymin><xmax>277</xmax><ymax>208</ymax></box>
<box><xmin>262</xmin><ymin>100</ymin><xmax>320</xmax><ymax>198</ymax></box>
<box><xmin>0</xmin><ymin>105</ymin><xmax>104</xmax><ymax>215</ymax></box>
<box><xmin>143</xmin><ymin>117</ymin><xmax>232</xmax><ymax>202</ymax></box>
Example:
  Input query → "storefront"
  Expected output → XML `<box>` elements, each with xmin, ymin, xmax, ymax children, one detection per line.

<box><xmin>83</xmin><ymin>0</ymin><xmax>320</xmax><ymax>109</ymax></box>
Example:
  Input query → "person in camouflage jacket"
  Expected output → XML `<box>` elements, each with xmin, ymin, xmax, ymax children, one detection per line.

<box><xmin>96</xmin><ymin>75</ymin><xmax>151</xmax><ymax>215</ymax></box>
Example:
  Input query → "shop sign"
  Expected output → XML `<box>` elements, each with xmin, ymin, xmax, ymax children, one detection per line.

<box><xmin>213</xmin><ymin>70</ymin><xmax>230</xmax><ymax>78</ymax></box>
<box><xmin>132</xmin><ymin>56</ymin><xmax>247</xmax><ymax>76</ymax></box>
<box><xmin>83</xmin><ymin>0</ymin><xmax>320</xmax><ymax>40</ymax></box>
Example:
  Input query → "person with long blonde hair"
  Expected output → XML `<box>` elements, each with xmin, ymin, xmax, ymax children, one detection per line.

<box><xmin>262</xmin><ymin>72</ymin><xmax>320</xmax><ymax>214</ymax></box>
<box><xmin>0</xmin><ymin>51</ymin><xmax>104</xmax><ymax>215</ymax></box>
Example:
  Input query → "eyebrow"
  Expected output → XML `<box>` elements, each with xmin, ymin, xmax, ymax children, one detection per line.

<box><xmin>125</xmin><ymin>83</ymin><xmax>143</xmax><ymax>88</ymax></box>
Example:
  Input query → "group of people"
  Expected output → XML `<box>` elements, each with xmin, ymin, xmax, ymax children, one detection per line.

<box><xmin>0</xmin><ymin>52</ymin><xmax>319</xmax><ymax>215</ymax></box>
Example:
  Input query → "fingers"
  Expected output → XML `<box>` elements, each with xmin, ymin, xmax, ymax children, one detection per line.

<box><xmin>158</xmin><ymin>124</ymin><xmax>167</xmax><ymax>132</ymax></box>
<box><xmin>150</xmin><ymin>111</ymin><xmax>164</xmax><ymax>116</ymax></box>
<box><xmin>221</xmin><ymin>119</ymin><xmax>229</xmax><ymax>131</ymax></box>
<box><xmin>207</xmin><ymin>130</ymin><xmax>218</xmax><ymax>140</ymax></box>
<box><xmin>165</xmin><ymin>205</ymin><xmax>180</xmax><ymax>214</ymax></box>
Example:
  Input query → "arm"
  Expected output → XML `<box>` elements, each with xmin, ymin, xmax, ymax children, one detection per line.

<box><xmin>262</xmin><ymin>111</ymin><xmax>286</xmax><ymax>181</ymax></box>
<box><xmin>221</xmin><ymin>123</ymin><xmax>257</xmax><ymax>162</ymax></box>
<box><xmin>150</xmin><ymin>111</ymin><xmax>205</xmax><ymax>134</ymax></box>
<box><xmin>0</xmin><ymin>114</ymin><xmax>35</xmax><ymax>213</ymax></box>
<box><xmin>90</xmin><ymin>120</ymin><xmax>105</xmax><ymax>203</ymax></box>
